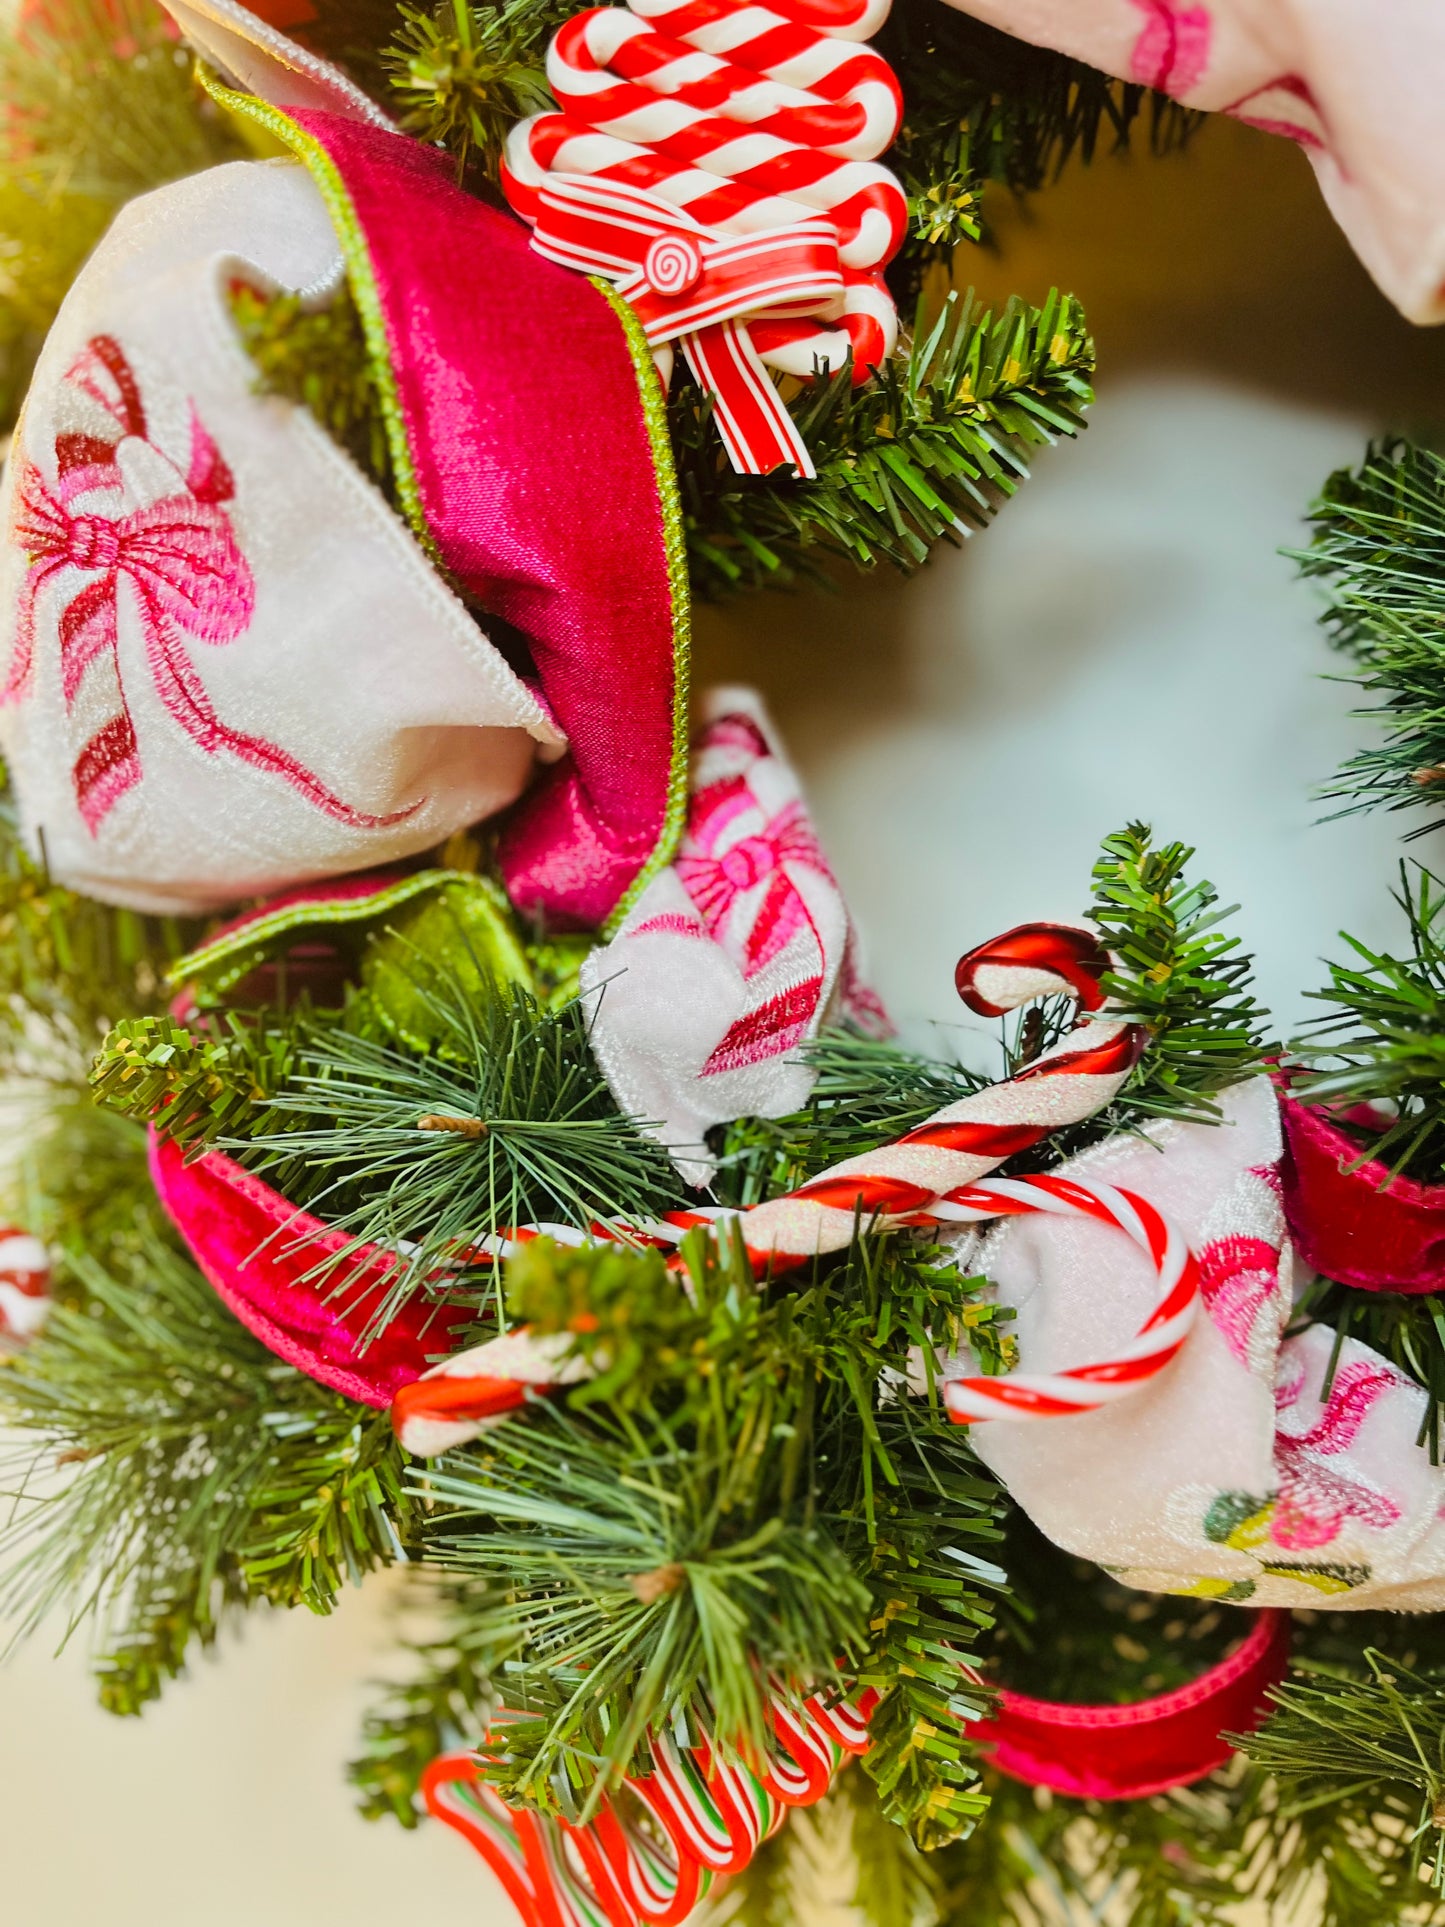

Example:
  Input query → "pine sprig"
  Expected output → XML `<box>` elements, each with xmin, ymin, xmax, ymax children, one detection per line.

<box><xmin>392</xmin><ymin>1229</ymin><xmax>1007</xmax><ymax>1840</ymax></box>
<box><xmin>0</xmin><ymin>1238</ymin><xmax>417</xmax><ymax>1712</ymax></box>
<box><xmin>1294</xmin><ymin>862</ymin><xmax>1445</xmax><ymax>1182</ymax></box>
<box><xmin>238</xmin><ymin>973</ymin><xmax>684</xmax><ymax>1334</ymax></box>
<box><xmin>1241</xmin><ymin>1655</ymin><xmax>1445</xmax><ymax>1896</ymax></box>
<box><xmin>1088</xmin><ymin>823</ymin><xmax>1273</xmax><ymax>1127</ymax></box>
<box><xmin>89</xmin><ymin>1010</ymin><xmax>300</xmax><ymax>1155</ymax></box>
<box><xmin>384</xmin><ymin>0</ymin><xmax>564</xmax><ymax>182</ymax></box>
<box><xmin>0</xmin><ymin>0</ymin><xmax>243</xmax><ymax>424</ymax></box>
<box><xmin>677</xmin><ymin>289</ymin><xmax>1094</xmax><ymax>598</ymax></box>
<box><xmin>1296</xmin><ymin>439</ymin><xmax>1445</xmax><ymax>830</ymax></box>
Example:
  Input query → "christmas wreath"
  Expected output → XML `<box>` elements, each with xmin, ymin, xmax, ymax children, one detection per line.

<box><xmin>5</xmin><ymin>2</ymin><xmax>1445</xmax><ymax>1923</ymax></box>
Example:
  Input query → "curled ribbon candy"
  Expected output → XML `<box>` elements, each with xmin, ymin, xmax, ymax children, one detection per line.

<box><xmin>534</xmin><ymin>172</ymin><xmax>845</xmax><ymax>475</ymax></box>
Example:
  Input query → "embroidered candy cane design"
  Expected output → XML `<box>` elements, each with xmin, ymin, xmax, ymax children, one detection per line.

<box><xmin>5</xmin><ymin>335</ymin><xmax>418</xmax><ymax>836</ymax></box>
<box><xmin>502</xmin><ymin>0</ymin><xmax>907</xmax><ymax>476</ymax></box>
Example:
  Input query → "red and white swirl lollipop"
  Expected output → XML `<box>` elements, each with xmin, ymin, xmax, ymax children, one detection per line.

<box><xmin>503</xmin><ymin>0</ymin><xmax>908</xmax><ymax>476</ymax></box>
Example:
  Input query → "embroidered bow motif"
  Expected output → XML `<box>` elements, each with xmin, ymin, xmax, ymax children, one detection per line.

<box><xmin>675</xmin><ymin>782</ymin><xmax>834</xmax><ymax>980</ymax></box>
<box><xmin>4</xmin><ymin>335</ymin><xmax>417</xmax><ymax>836</ymax></box>
<box><xmin>532</xmin><ymin>174</ymin><xmax>843</xmax><ymax>479</ymax></box>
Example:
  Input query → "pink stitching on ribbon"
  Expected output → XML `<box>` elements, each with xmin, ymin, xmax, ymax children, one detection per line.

<box><xmin>1128</xmin><ymin>1</ymin><xmax>1211</xmax><ymax>97</ymax></box>
<box><xmin>1270</xmin><ymin>1359</ymin><xmax>1404</xmax><ymax>1549</ymax></box>
<box><xmin>5</xmin><ymin>334</ymin><xmax>421</xmax><ymax>836</ymax></box>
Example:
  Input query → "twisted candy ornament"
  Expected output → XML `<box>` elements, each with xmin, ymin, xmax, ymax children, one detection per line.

<box><xmin>422</xmin><ymin>1693</ymin><xmax>872</xmax><ymax>1927</ymax></box>
<box><xmin>502</xmin><ymin>0</ymin><xmax>907</xmax><ymax>476</ymax></box>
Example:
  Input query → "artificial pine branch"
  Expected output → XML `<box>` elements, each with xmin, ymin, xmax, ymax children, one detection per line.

<box><xmin>0</xmin><ymin>1237</ymin><xmax>417</xmax><ymax>1712</ymax></box>
<box><xmin>676</xmin><ymin>289</ymin><xmax>1093</xmax><ymax>598</ymax></box>
<box><xmin>1295</xmin><ymin>861</ymin><xmax>1445</xmax><ymax>1182</ymax></box>
<box><xmin>1296</xmin><ymin>438</ymin><xmax>1445</xmax><ymax>830</ymax></box>
<box><xmin>1241</xmin><ymin>1655</ymin><xmax>1445</xmax><ymax>1897</ymax></box>
<box><xmin>90</xmin><ymin>1009</ymin><xmax>301</xmax><ymax>1156</ymax></box>
<box><xmin>385</xmin><ymin>0</ymin><xmax>565</xmax><ymax>182</ymax></box>
<box><xmin>237</xmin><ymin>972</ymin><xmax>684</xmax><ymax>1334</ymax></box>
<box><xmin>394</xmin><ymin>1230</ymin><xmax>1007</xmax><ymax>1840</ymax></box>
<box><xmin>0</xmin><ymin>0</ymin><xmax>243</xmax><ymax>424</ymax></box>
<box><xmin>1087</xmin><ymin>822</ymin><xmax>1273</xmax><ymax>1127</ymax></box>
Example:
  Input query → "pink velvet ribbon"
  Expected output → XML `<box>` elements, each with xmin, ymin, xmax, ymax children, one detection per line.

<box><xmin>149</xmin><ymin>1132</ymin><xmax>471</xmax><ymax>1406</ymax></box>
<box><xmin>973</xmin><ymin>1609</ymin><xmax>1291</xmax><ymax>1800</ymax></box>
<box><xmin>1280</xmin><ymin>1093</ymin><xmax>1445</xmax><ymax>1295</ymax></box>
<box><xmin>288</xmin><ymin>111</ymin><xmax>684</xmax><ymax>930</ymax></box>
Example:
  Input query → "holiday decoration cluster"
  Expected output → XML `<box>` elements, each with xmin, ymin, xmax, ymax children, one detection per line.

<box><xmin>6</xmin><ymin>2</ymin><xmax>1445</xmax><ymax>1925</ymax></box>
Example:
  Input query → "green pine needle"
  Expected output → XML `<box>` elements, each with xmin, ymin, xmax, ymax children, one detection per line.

<box><xmin>1087</xmin><ymin>822</ymin><xmax>1273</xmax><ymax>1127</ymax></box>
<box><xmin>676</xmin><ymin>288</ymin><xmax>1094</xmax><ymax>598</ymax></box>
<box><xmin>1295</xmin><ymin>438</ymin><xmax>1445</xmax><ymax>830</ymax></box>
<box><xmin>236</xmin><ymin>973</ymin><xmax>684</xmax><ymax>1337</ymax></box>
<box><xmin>384</xmin><ymin>0</ymin><xmax>564</xmax><ymax>182</ymax></box>
<box><xmin>1294</xmin><ymin>861</ymin><xmax>1445</xmax><ymax>1182</ymax></box>
<box><xmin>0</xmin><ymin>1238</ymin><xmax>417</xmax><ymax>1713</ymax></box>
<box><xmin>90</xmin><ymin>1009</ymin><xmax>301</xmax><ymax>1156</ymax></box>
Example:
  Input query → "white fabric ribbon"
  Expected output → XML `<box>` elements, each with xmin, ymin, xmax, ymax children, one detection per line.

<box><xmin>941</xmin><ymin>0</ymin><xmax>1445</xmax><ymax>324</ymax></box>
<box><xmin>0</xmin><ymin>160</ymin><xmax>562</xmax><ymax>913</ymax></box>
<box><xmin>583</xmin><ymin>687</ymin><xmax>885</xmax><ymax>1185</ymax></box>
<box><xmin>969</xmin><ymin>1077</ymin><xmax>1445</xmax><ymax>1611</ymax></box>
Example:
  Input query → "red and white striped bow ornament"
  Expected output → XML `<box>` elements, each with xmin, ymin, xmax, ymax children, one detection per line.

<box><xmin>533</xmin><ymin>173</ymin><xmax>844</xmax><ymax>476</ymax></box>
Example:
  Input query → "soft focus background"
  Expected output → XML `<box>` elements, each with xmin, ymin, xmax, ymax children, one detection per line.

<box><xmin>7</xmin><ymin>114</ymin><xmax>1445</xmax><ymax>1926</ymax></box>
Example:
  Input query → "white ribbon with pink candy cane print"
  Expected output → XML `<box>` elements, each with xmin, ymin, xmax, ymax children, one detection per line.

<box><xmin>502</xmin><ymin>0</ymin><xmax>907</xmax><ymax>476</ymax></box>
<box><xmin>939</xmin><ymin>0</ymin><xmax>1445</xmax><ymax>324</ymax></box>
<box><xmin>582</xmin><ymin>685</ymin><xmax>883</xmax><ymax>1182</ymax></box>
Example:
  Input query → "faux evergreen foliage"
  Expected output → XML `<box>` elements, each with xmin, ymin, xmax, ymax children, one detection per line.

<box><xmin>1299</xmin><ymin>438</ymin><xmax>1445</xmax><ymax>830</ymax></box>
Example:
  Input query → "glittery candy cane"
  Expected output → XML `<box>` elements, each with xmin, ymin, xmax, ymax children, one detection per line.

<box><xmin>422</xmin><ymin>1692</ymin><xmax>873</xmax><ymax>1927</ymax></box>
<box><xmin>502</xmin><ymin>0</ymin><xmax>907</xmax><ymax>474</ymax></box>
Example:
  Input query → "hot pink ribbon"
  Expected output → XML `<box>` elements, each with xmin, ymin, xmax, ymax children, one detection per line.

<box><xmin>532</xmin><ymin>173</ymin><xmax>844</xmax><ymax>478</ymax></box>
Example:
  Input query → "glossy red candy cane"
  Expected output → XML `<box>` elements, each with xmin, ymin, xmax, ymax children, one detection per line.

<box><xmin>391</xmin><ymin>922</ymin><xmax>1163</xmax><ymax>1454</ymax></box>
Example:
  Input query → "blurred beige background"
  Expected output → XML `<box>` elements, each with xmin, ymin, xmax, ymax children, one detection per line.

<box><xmin>7</xmin><ymin>114</ymin><xmax>1445</xmax><ymax>1925</ymax></box>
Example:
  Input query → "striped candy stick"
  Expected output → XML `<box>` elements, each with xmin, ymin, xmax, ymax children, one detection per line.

<box><xmin>423</xmin><ymin>1691</ymin><xmax>872</xmax><ymax>1927</ymax></box>
<box><xmin>391</xmin><ymin>922</ymin><xmax>1157</xmax><ymax>1453</ymax></box>
<box><xmin>502</xmin><ymin>0</ymin><xmax>907</xmax><ymax>473</ymax></box>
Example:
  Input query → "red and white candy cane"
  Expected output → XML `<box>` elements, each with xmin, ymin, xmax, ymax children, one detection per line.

<box><xmin>0</xmin><ymin>1226</ymin><xmax>50</xmax><ymax>1345</ymax></box>
<box><xmin>422</xmin><ymin>1693</ymin><xmax>872</xmax><ymax>1927</ymax></box>
<box><xmin>392</xmin><ymin>923</ymin><xmax>1173</xmax><ymax>1455</ymax></box>
<box><xmin>934</xmin><ymin>1173</ymin><xmax>1200</xmax><ymax>1423</ymax></box>
<box><xmin>502</xmin><ymin>0</ymin><xmax>906</xmax><ymax>477</ymax></box>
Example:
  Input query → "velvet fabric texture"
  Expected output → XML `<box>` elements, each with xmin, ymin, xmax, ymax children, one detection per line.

<box><xmin>1280</xmin><ymin>1093</ymin><xmax>1445</xmax><ymax>1294</ymax></box>
<box><xmin>149</xmin><ymin>1133</ymin><xmax>471</xmax><ymax>1406</ymax></box>
<box><xmin>974</xmin><ymin>1610</ymin><xmax>1291</xmax><ymax>1799</ymax></box>
<box><xmin>291</xmin><ymin>110</ymin><xmax>685</xmax><ymax>929</ymax></box>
